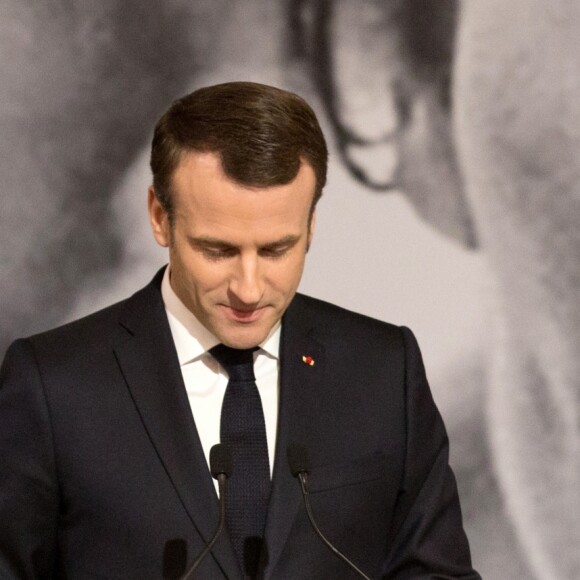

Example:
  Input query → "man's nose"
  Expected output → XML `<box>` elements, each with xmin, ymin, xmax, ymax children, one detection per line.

<box><xmin>229</xmin><ymin>255</ymin><xmax>264</xmax><ymax>305</ymax></box>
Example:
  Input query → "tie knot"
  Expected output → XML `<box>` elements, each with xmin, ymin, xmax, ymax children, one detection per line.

<box><xmin>210</xmin><ymin>344</ymin><xmax>258</xmax><ymax>382</ymax></box>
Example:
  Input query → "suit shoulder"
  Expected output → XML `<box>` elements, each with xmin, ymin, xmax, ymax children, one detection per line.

<box><xmin>21</xmin><ymin>297</ymin><xmax>130</xmax><ymax>360</ymax></box>
<box><xmin>22</xmin><ymin>270</ymin><xmax>164</xmax><ymax>357</ymax></box>
<box><xmin>292</xmin><ymin>293</ymin><xmax>403</xmax><ymax>344</ymax></box>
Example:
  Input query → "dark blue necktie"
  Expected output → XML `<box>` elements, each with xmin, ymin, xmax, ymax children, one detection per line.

<box><xmin>209</xmin><ymin>344</ymin><xmax>271</xmax><ymax>579</ymax></box>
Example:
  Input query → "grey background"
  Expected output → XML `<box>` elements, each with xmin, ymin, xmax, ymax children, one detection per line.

<box><xmin>1</xmin><ymin>1</ymin><xmax>579</xmax><ymax>578</ymax></box>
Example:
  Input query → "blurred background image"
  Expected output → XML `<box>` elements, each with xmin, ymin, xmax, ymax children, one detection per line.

<box><xmin>1</xmin><ymin>1</ymin><xmax>579</xmax><ymax>578</ymax></box>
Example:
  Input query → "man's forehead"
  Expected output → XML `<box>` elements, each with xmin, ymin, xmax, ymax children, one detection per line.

<box><xmin>173</xmin><ymin>150</ymin><xmax>224</xmax><ymax>181</ymax></box>
<box><xmin>172</xmin><ymin>150</ymin><xmax>315</xmax><ymax>191</ymax></box>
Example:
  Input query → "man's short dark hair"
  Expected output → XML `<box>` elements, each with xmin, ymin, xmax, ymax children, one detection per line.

<box><xmin>150</xmin><ymin>81</ymin><xmax>328</xmax><ymax>224</ymax></box>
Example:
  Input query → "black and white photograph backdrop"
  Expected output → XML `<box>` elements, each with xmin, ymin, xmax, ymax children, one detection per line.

<box><xmin>2</xmin><ymin>2</ymin><xmax>579</xmax><ymax>578</ymax></box>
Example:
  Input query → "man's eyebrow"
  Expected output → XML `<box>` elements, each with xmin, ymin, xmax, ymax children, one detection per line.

<box><xmin>260</xmin><ymin>234</ymin><xmax>301</xmax><ymax>248</ymax></box>
<box><xmin>188</xmin><ymin>236</ymin><xmax>237</xmax><ymax>248</ymax></box>
<box><xmin>188</xmin><ymin>234</ymin><xmax>301</xmax><ymax>248</ymax></box>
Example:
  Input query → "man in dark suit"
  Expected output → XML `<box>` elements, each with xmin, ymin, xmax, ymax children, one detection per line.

<box><xmin>0</xmin><ymin>82</ymin><xmax>479</xmax><ymax>579</ymax></box>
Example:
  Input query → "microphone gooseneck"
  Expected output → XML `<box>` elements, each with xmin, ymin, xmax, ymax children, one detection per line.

<box><xmin>181</xmin><ymin>444</ymin><xmax>232</xmax><ymax>580</ymax></box>
<box><xmin>286</xmin><ymin>444</ymin><xmax>373</xmax><ymax>580</ymax></box>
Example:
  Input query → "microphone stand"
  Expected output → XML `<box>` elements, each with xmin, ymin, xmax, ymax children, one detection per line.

<box><xmin>181</xmin><ymin>444</ymin><xmax>231</xmax><ymax>579</ymax></box>
<box><xmin>297</xmin><ymin>470</ymin><xmax>373</xmax><ymax>580</ymax></box>
<box><xmin>181</xmin><ymin>473</ymin><xmax>227</xmax><ymax>579</ymax></box>
<box><xmin>288</xmin><ymin>444</ymin><xmax>373</xmax><ymax>580</ymax></box>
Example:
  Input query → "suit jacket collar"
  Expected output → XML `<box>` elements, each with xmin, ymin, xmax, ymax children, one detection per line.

<box><xmin>114</xmin><ymin>270</ymin><xmax>326</xmax><ymax>578</ymax></box>
<box><xmin>114</xmin><ymin>267</ymin><xmax>240</xmax><ymax>578</ymax></box>
<box><xmin>262</xmin><ymin>294</ymin><xmax>327</xmax><ymax>578</ymax></box>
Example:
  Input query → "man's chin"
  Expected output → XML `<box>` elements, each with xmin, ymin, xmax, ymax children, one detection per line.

<box><xmin>214</xmin><ymin>324</ymin><xmax>270</xmax><ymax>350</ymax></box>
<box><xmin>220</xmin><ymin>338</ymin><xmax>264</xmax><ymax>350</ymax></box>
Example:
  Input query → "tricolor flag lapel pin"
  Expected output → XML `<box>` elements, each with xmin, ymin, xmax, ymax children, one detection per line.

<box><xmin>301</xmin><ymin>355</ymin><xmax>315</xmax><ymax>366</ymax></box>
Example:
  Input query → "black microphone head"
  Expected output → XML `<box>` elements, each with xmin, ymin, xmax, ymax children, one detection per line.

<box><xmin>287</xmin><ymin>443</ymin><xmax>310</xmax><ymax>477</ymax></box>
<box><xmin>210</xmin><ymin>444</ymin><xmax>233</xmax><ymax>479</ymax></box>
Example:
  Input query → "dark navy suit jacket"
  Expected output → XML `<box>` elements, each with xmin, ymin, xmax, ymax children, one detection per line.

<box><xmin>0</xmin><ymin>269</ymin><xmax>479</xmax><ymax>579</ymax></box>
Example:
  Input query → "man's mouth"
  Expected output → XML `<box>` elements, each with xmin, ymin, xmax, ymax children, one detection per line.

<box><xmin>222</xmin><ymin>305</ymin><xmax>266</xmax><ymax>323</ymax></box>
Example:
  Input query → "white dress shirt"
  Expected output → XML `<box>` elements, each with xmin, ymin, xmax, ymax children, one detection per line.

<box><xmin>160</xmin><ymin>267</ymin><xmax>280</xmax><ymax>487</ymax></box>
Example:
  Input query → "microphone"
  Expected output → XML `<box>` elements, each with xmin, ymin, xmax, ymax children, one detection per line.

<box><xmin>181</xmin><ymin>444</ymin><xmax>232</xmax><ymax>580</ymax></box>
<box><xmin>287</xmin><ymin>444</ymin><xmax>373</xmax><ymax>580</ymax></box>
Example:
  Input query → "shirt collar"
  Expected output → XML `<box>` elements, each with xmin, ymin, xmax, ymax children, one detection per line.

<box><xmin>161</xmin><ymin>266</ymin><xmax>281</xmax><ymax>365</ymax></box>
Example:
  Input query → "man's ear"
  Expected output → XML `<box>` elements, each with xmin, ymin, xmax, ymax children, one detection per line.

<box><xmin>306</xmin><ymin>208</ymin><xmax>316</xmax><ymax>252</ymax></box>
<box><xmin>148</xmin><ymin>186</ymin><xmax>171</xmax><ymax>248</ymax></box>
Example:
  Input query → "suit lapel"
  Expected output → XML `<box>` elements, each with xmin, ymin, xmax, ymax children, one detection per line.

<box><xmin>262</xmin><ymin>296</ymin><xmax>327</xmax><ymax>578</ymax></box>
<box><xmin>113</xmin><ymin>271</ymin><xmax>240</xmax><ymax>578</ymax></box>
